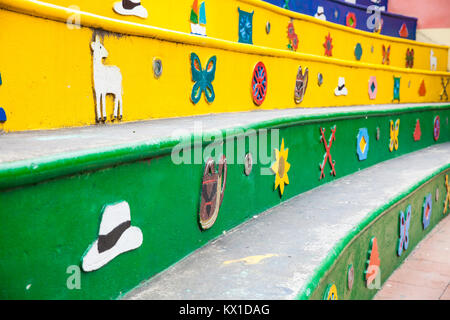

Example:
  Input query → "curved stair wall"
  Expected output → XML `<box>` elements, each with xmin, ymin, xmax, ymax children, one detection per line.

<box><xmin>0</xmin><ymin>103</ymin><xmax>448</xmax><ymax>299</ymax></box>
<box><xmin>0</xmin><ymin>1</ymin><xmax>449</xmax><ymax>133</ymax></box>
<box><xmin>299</xmin><ymin>167</ymin><xmax>449</xmax><ymax>300</ymax></box>
<box><xmin>4</xmin><ymin>0</ymin><xmax>447</xmax><ymax>72</ymax></box>
<box><xmin>0</xmin><ymin>0</ymin><xmax>449</xmax><ymax>301</ymax></box>
<box><xmin>123</xmin><ymin>145</ymin><xmax>450</xmax><ymax>300</ymax></box>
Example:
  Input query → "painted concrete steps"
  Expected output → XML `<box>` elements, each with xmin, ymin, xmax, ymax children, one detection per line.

<box><xmin>0</xmin><ymin>102</ymin><xmax>447</xmax><ymax>165</ymax></box>
<box><xmin>374</xmin><ymin>215</ymin><xmax>450</xmax><ymax>300</ymax></box>
<box><xmin>2</xmin><ymin>2</ymin><xmax>450</xmax><ymax>133</ymax></box>
<box><xmin>0</xmin><ymin>102</ymin><xmax>447</xmax><ymax>191</ymax></box>
<box><xmin>124</xmin><ymin>143</ymin><xmax>450</xmax><ymax>300</ymax></box>
<box><xmin>0</xmin><ymin>102</ymin><xmax>447</xmax><ymax>299</ymax></box>
<box><xmin>6</xmin><ymin>0</ymin><xmax>443</xmax><ymax>72</ymax></box>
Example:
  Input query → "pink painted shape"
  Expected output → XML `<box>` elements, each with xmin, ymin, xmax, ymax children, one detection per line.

<box><xmin>368</xmin><ymin>76</ymin><xmax>377</xmax><ymax>100</ymax></box>
<box><xmin>388</xmin><ymin>0</ymin><xmax>450</xmax><ymax>29</ymax></box>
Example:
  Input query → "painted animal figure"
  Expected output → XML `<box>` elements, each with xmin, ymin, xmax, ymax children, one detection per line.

<box><xmin>91</xmin><ymin>35</ymin><xmax>123</xmax><ymax>122</ymax></box>
<box><xmin>430</xmin><ymin>49</ymin><xmax>437</xmax><ymax>71</ymax></box>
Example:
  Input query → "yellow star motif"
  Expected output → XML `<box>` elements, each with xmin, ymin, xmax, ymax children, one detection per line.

<box><xmin>271</xmin><ymin>139</ymin><xmax>291</xmax><ymax>196</ymax></box>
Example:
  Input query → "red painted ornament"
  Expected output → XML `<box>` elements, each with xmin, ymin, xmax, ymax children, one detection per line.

<box><xmin>323</xmin><ymin>33</ymin><xmax>333</xmax><ymax>57</ymax></box>
<box><xmin>399</xmin><ymin>23</ymin><xmax>409</xmax><ymax>38</ymax></box>
<box><xmin>251</xmin><ymin>62</ymin><xmax>268</xmax><ymax>106</ymax></box>
<box><xmin>346</xmin><ymin>12</ymin><xmax>357</xmax><ymax>28</ymax></box>
<box><xmin>287</xmin><ymin>21</ymin><xmax>299</xmax><ymax>51</ymax></box>
<box><xmin>418</xmin><ymin>80</ymin><xmax>426</xmax><ymax>97</ymax></box>
<box><xmin>413</xmin><ymin>119</ymin><xmax>421</xmax><ymax>141</ymax></box>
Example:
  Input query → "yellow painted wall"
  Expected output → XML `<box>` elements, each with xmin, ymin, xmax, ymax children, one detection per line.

<box><xmin>0</xmin><ymin>2</ymin><xmax>449</xmax><ymax>132</ymax></box>
<box><xmin>19</xmin><ymin>0</ymin><xmax>449</xmax><ymax>72</ymax></box>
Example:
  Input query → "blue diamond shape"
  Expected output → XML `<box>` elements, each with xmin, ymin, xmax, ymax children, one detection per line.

<box><xmin>393</xmin><ymin>77</ymin><xmax>401</xmax><ymax>101</ymax></box>
<box><xmin>356</xmin><ymin>128</ymin><xmax>369</xmax><ymax>161</ymax></box>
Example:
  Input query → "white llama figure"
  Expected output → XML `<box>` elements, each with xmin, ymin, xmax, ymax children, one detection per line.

<box><xmin>430</xmin><ymin>49</ymin><xmax>437</xmax><ymax>71</ymax></box>
<box><xmin>91</xmin><ymin>35</ymin><xmax>123</xmax><ymax>122</ymax></box>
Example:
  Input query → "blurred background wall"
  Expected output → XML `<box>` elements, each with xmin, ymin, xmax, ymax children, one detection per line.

<box><xmin>389</xmin><ymin>0</ymin><xmax>450</xmax><ymax>70</ymax></box>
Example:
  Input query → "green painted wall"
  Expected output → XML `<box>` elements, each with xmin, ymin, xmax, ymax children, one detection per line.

<box><xmin>301</xmin><ymin>169</ymin><xmax>450</xmax><ymax>300</ymax></box>
<box><xmin>0</xmin><ymin>105</ymin><xmax>448</xmax><ymax>299</ymax></box>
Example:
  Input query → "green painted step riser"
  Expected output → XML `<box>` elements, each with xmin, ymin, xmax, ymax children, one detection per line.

<box><xmin>0</xmin><ymin>108</ymin><xmax>448</xmax><ymax>299</ymax></box>
<box><xmin>303</xmin><ymin>170</ymin><xmax>449</xmax><ymax>300</ymax></box>
<box><xmin>1</xmin><ymin>105</ymin><xmax>448</xmax><ymax>191</ymax></box>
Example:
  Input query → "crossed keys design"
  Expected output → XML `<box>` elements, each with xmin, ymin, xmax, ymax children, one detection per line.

<box><xmin>319</xmin><ymin>126</ymin><xmax>336</xmax><ymax>180</ymax></box>
<box><xmin>441</xmin><ymin>78</ymin><xmax>449</xmax><ymax>101</ymax></box>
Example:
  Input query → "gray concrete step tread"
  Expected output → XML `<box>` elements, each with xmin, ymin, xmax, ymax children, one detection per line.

<box><xmin>124</xmin><ymin>143</ymin><xmax>450</xmax><ymax>300</ymax></box>
<box><xmin>1</xmin><ymin>102</ymin><xmax>447</xmax><ymax>164</ymax></box>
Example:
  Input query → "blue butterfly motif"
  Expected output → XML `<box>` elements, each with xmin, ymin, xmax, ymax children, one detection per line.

<box><xmin>397</xmin><ymin>205</ymin><xmax>411</xmax><ymax>256</ymax></box>
<box><xmin>190</xmin><ymin>53</ymin><xmax>216</xmax><ymax>104</ymax></box>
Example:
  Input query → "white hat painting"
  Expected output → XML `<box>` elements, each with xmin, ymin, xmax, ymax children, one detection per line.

<box><xmin>314</xmin><ymin>6</ymin><xmax>327</xmax><ymax>21</ymax></box>
<box><xmin>334</xmin><ymin>77</ymin><xmax>348</xmax><ymax>96</ymax></box>
<box><xmin>82</xmin><ymin>201</ymin><xmax>143</xmax><ymax>272</ymax></box>
<box><xmin>113</xmin><ymin>0</ymin><xmax>148</xmax><ymax>19</ymax></box>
